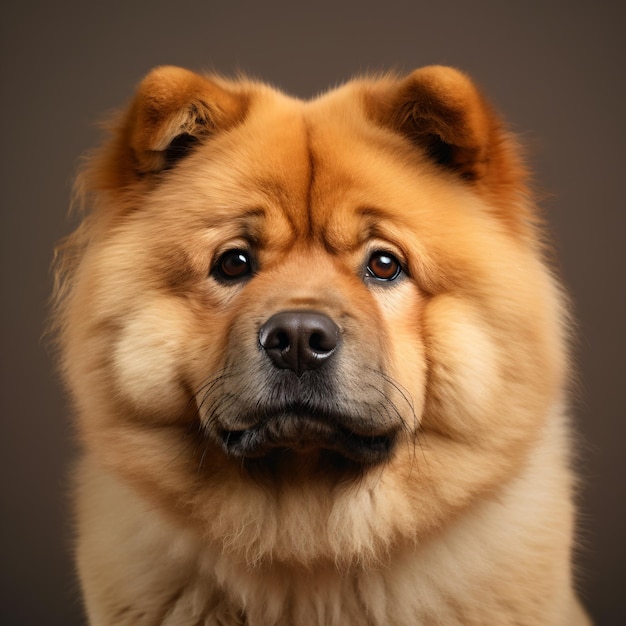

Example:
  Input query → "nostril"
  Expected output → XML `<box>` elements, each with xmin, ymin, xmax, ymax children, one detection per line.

<box><xmin>260</xmin><ymin>329</ymin><xmax>290</xmax><ymax>351</ymax></box>
<box><xmin>276</xmin><ymin>331</ymin><xmax>290</xmax><ymax>350</ymax></box>
<box><xmin>309</xmin><ymin>331</ymin><xmax>335</xmax><ymax>353</ymax></box>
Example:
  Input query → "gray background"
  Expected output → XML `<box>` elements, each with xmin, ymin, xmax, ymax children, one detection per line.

<box><xmin>1</xmin><ymin>1</ymin><xmax>624</xmax><ymax>624</ymax></box>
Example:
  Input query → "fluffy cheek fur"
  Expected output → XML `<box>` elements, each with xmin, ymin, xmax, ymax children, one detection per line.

<box><xmin>424</xmin><ymin>296</ymin><xmax>510</xmax><ymax>436</ymax></box>
<box><xmin>112</xmin><ymin>301</ymin><xmax>193</xmax><ymax>417</ymax></box>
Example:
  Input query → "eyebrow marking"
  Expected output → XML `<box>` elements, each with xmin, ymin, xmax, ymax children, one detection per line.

<box><xmin>203</xmin><ymin>207</ymin><xmax>266</xmax><ymax>231</ymax></box>
<box><xmin>357</xmin><ymin>205</ymin><xmax>403</xmax><ymax>223</ymax></box>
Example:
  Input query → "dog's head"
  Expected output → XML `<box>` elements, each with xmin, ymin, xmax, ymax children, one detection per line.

<box><xmin>54</xmin><ymin>66</ymin><xmax>567</xmax><ymax>565</ymax></box>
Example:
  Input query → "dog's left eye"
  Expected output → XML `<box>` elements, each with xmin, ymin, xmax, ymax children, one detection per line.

<box><xmin>367</xmin><ymin>251</ymin><xmax>402</xmax><ymax>281</ymax></box>
<box><xmin>214</xmin><ymin>249</ymin><xmax>253</xmax><ymax>281</ymax></box>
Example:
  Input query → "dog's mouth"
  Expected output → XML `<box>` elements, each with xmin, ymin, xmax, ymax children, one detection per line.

<box><xmin>219</xmin><ymin>408</ymin><xmax>397</xmax><ymax>465</ymax></box>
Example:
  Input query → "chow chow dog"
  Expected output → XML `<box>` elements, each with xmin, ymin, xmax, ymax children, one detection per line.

<box><xmin>53</xmin><ymin>65</ymin><xmax>591</xmax><ymax>625</ymax></box>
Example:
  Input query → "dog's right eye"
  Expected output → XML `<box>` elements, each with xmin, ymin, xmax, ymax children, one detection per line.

<box><xmin>214</xmin><ymin>250</ymin><xmax>253</xmax><ymax>282</ymax></box>
<box><xmin>366</xmin><ymin>251</ymin><xmax>403</xmax><ymax>282</ymax></box>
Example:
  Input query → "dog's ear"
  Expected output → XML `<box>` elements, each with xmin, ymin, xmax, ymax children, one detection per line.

<box><xmin>367</xmin><ymin>66</ymin><xmax>532</xmax><ymax>234</ymax></box>
<box><xmin>102</xmin><ymin>66</ymin><xmax>246</xmax><ymax>187</ymax></box>
<box><xmin>369</xmin><ymin>66</ymin><xmax>526</xmax><ymax>190</ymax></box>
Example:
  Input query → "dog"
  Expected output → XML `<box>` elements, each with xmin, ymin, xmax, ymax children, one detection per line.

<box><xmin>52</xmin><ymin>65</ymin><xmax>592</xmax><ymax>625</ymax></box>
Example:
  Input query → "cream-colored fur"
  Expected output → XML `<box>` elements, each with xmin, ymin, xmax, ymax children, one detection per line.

<box><xmin>76</xmin><ymin>410</ymin><xmax>588</xmax><ymax>625</ymax></box>
<box><xmin>54</xmin><ymin>65</ymin><xmax>592</xmax><ymax>624</ymax></box>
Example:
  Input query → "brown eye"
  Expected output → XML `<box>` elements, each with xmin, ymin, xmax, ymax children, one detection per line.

<box><xmin>215</xmin><ymin>250</ymin><xmax>252</xmax><ymax>281</ymax></box>
<box><xmin>367</xmin><ymin>251</ymin><xmax>402</xmax><ymax>281</ymax></box>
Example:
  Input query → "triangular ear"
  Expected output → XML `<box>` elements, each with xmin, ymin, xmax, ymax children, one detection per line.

<box><xmin>368</xmin><ymin>65</ymin><xmax>526</xmax><ymax>191</ymax></box>
<box><xmin>106</xmin><ymin>66</ymin><xmax>247</xmax><ymax>185</ymax></box>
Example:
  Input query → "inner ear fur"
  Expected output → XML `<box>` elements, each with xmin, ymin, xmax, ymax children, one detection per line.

<box><xmin>108</xmin><ymin>66</ymin><xmax>247</xmax><ymax>184</ymax></box>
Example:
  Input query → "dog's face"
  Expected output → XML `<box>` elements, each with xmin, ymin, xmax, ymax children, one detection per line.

<box><xmin>56</xmin><ymin>66</ymin><xmax>567</xmax><ymax>565</ymax></box>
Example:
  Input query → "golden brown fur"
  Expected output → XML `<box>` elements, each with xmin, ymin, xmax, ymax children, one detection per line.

<box><xmin>53</xmin><ymin>65</ymin><xmax>591</xmax><ymax>625</ymax></box>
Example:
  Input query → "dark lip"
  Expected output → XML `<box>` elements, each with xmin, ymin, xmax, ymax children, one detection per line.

<box><xmin>219</xmin><ymin>409</ymin><xmax>397</xmax><ymax>465</ymax></box>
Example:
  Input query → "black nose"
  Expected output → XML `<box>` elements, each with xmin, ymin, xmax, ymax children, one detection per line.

<box><xmin>259</xmin><ymin>310</ymin><xmax>339</xmax><ymax>376</ymax></box>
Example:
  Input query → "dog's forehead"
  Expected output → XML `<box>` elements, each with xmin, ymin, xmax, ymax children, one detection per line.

<box><xmin>189</xmin><ymin>89</ymin><xmax>418</xmax><ymax>251</ymax></box>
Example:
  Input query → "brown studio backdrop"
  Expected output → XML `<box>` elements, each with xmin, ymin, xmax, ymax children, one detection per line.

<box><xmin>1</xmin><ymin>1</ymin><xmax>624</xmax><ymax>624</ymax></box>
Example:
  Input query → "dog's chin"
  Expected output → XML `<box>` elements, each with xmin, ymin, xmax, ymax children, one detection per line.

<box><xmin>218</xmin><ymin>410</ymin><xmax>397</xmax><ymax>466</ymax></box>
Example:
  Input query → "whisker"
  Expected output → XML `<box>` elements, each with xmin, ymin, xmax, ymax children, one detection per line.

<box><xmin>197</xmin><ymin>445</ymin><xmax>208</xmax><ymax>474</ymax></box>
<box><xmin>361</xmin><ymin>368</ymin><xmax>425</xmax><ymax>478</ymax></box>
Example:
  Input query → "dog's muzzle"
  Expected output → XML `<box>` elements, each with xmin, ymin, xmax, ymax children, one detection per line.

<box><xmin>215</xmin><ymin>309</ymin><xmax>397</xmax><ymax>465</ymax></box>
